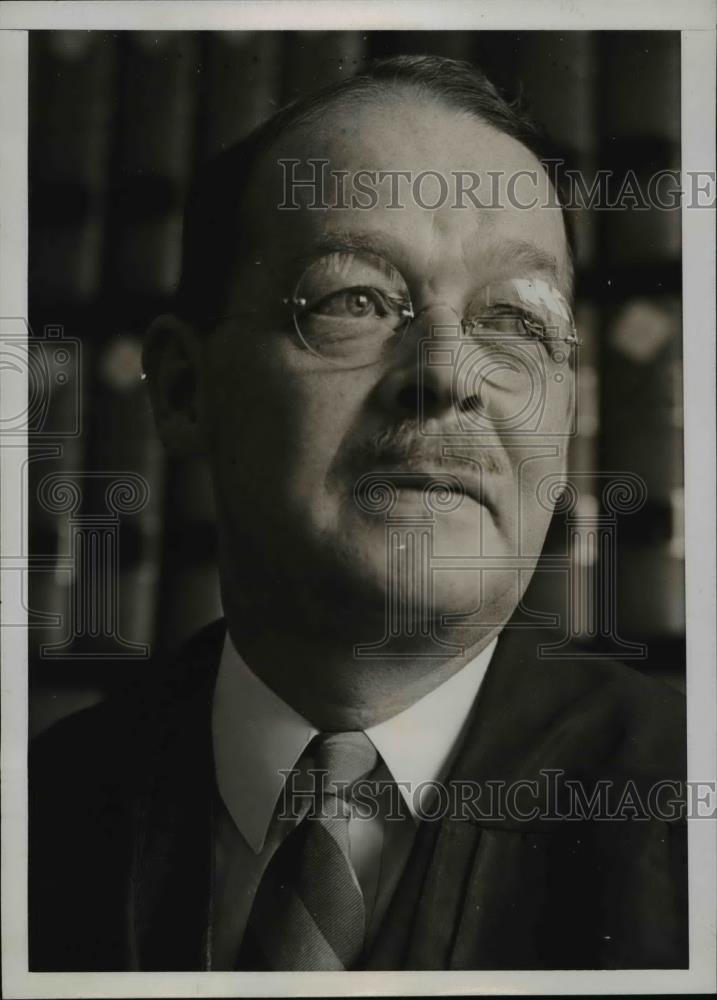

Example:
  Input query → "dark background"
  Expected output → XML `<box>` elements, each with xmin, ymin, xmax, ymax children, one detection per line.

<box><xmin>27</xmin><ymin>30</ymin><xmax>684</xmax><ymax>735</ymax></box>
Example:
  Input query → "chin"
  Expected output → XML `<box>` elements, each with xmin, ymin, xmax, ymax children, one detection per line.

<box><xmin>339</xmin><ymin>566</ymin><xmax>509</xmax><ymax>658</ymax></box>
<box><xmin>338</xmin><ymin>542</ymin><xmax>513</xmax><ymax>626</ymax></box>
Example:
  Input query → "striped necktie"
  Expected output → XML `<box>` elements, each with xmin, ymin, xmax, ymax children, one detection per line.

<box><xmin>237</xmin><ymin>731</ymin><xmax>378</xmax><ymax>970</ymax></box>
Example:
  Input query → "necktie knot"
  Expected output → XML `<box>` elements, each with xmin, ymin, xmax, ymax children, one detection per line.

<box><xmin>239</xmin><ymin>730</ymin><xmax>378</xmax><ymax>970</ymax></box>
<box><xmin>312</xmin><ymin>731</ymin><xmax>378</xmax><ymax>799</ymax></box>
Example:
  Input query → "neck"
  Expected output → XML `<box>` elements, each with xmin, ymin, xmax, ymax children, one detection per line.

<box><xmin>223</xmin><ymin>609</ymin><xmax>502</xmax><ymax>730</ymax></box>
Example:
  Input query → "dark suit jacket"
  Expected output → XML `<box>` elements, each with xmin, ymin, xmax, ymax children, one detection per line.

<box><xmin>29</xmin><ymin>618</ymin><xmax>688</xmax><ymax>971</ymax></box>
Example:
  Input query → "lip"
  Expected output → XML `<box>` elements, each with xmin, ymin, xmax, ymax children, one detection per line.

<box><xmin>370</xmin><ymin>462</ymin><xmax>492</xmax><ymax>514</ymax></box>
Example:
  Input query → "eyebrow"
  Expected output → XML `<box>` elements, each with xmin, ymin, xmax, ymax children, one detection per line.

<box><xmin>483</xmin><ymin>239</ymin><xmax>562</xmax><ymax>283</ymax></box>
<box><xmin>294</xmin><ymin>232</ymin><xmax>568</xmax><ymax>293</ymax></box>
<box><xmin>293</xmin><ymin>231</ymin><xmax>404</xmax><ymax>276</ymax></box>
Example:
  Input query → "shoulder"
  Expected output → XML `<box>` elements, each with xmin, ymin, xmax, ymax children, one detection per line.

<box><xmin>552</xmin><ymin>645</ymin><xmax>685</xmax><ymax>782</ymax></box>
<box><xmin>468</xmin><ymin>626</ymin><xmax>686</xmax><ymax>789</ymax></box>
<box><xmin>30</xmin><ymin>618</ymin><xmax>227</xmax><ymax>803</ymax></box>
<box><xmin>29</xmin><ymin>620</ymin><xmax>226</xmax><ymax>970</ymax></box>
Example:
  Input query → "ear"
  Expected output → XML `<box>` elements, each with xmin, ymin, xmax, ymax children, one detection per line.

<box><xmin>142</xmin><ymin>314</ymin><xmax>205</xmax><ymax>456</ymax></box>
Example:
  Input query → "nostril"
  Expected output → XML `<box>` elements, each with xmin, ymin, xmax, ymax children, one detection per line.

<box><xmin>396</xmin><ymin>382</ymin><xmax>422</xmax><ymax>414</ymax></box>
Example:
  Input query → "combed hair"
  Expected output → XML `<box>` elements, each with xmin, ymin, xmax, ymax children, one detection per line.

<box><xmin>176</xmin><ymin>54</ymin><xmax>575</xmax><ymax>326</ymax></box>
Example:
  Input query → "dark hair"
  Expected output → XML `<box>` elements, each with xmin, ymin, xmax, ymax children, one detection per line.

<box><xmin>176</xmin><ymin>54</ymin><xmax>574</xmax><ymax>326</ymax></box>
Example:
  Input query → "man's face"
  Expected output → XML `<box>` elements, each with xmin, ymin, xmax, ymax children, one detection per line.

<box><xmin>196</xmin><ymin>93</ymin><xmax>575</xmax><ymax>641</ymax></box>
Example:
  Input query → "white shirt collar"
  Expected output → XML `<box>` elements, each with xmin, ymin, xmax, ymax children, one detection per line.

<box><xmin>212</xmin><ymin>632</ymin><xmax>497</xmax><ymax>854</ymax></box>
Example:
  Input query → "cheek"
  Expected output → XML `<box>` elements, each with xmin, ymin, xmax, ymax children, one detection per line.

<box><xmin>503</xmin><ymin>378</ymin><xmax>573</xmax><ymax>544</ymax></box>
<box><xmin>201</xmin><ymin>344</ymin><xmax>370</xmax><ymax>501</ymax></box>
<box><xmin>506</xmin><ymin>442</ymin><xmax>568</xmax><ymax>554</ymax></box>
<box><xmin>267</xmin><ymin>372</ymin><xmax>370</xmax><ymax>511</ymax></box>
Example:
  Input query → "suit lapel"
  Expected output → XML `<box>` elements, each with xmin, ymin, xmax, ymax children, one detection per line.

<box><xmin>366</xmin><ymin>622</ymin><xmax>611</xmax><ymax>970</ymax></box>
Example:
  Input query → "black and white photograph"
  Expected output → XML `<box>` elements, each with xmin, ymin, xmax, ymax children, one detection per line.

<box><xmin>1</xmin><ymin>1</ymin><xmax>715</xmax><ymax>996</ymax></box>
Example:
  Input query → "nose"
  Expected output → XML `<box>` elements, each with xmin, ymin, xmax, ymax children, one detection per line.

<box><xmin>375</xmin><ymin>301</ymin><xmax>475</xmax><ymax>421</ymax></box>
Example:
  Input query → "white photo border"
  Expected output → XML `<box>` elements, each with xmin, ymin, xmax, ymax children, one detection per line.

<box><xmin>1</xmin><ymin>1</ymin><xmax>715</xmax><ymax>996</ymax></box>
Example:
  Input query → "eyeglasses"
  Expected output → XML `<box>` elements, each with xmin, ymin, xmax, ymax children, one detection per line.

<box><xmin>277</xmin><ymin>250</ymin><xmax>579</xmax><ymax>370</ymax></box>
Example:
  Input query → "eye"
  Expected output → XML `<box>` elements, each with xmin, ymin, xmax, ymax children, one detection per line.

<box><xmin>310</xmin><ymin>286</ymin><xmax>385</xmax><ymax>319</ymax></box>
<box><xmin>513</xmin><ymin>309</ymin><xmax>549</xmax><ymax>339</ymax></box>
<box><xmin>474</xmin><ymin>305</ymin><xmax>548</xmax><ymax>339</ymax></box>
<box><xmin>300</xmin><ymin>286</ymin><xmax>412</xmax><ymax>331</ymax></box>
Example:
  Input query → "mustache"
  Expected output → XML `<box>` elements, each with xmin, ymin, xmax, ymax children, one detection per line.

<box><xmin>348</xmin><ymin>421</ymin><xmax>504</xmax><ymax>477</ymax></box>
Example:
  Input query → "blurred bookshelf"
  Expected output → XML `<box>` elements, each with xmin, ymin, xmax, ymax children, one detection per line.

<box><xmin>28</xmin><ymin>30</ymin><xmax>685</xmax><ymax>736</ymax></box>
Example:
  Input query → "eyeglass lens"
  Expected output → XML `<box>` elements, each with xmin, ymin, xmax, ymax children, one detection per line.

<box><xmin>291</xmin><ymin>250</ymin><xmax>576</xmax><ymax>370</ymax></box>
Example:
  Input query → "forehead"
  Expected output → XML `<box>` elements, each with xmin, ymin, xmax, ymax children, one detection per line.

<box><xmin>242</xmin><ymin>92</ymin><xmax>571</xmax><ymax>294</ymax></box>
